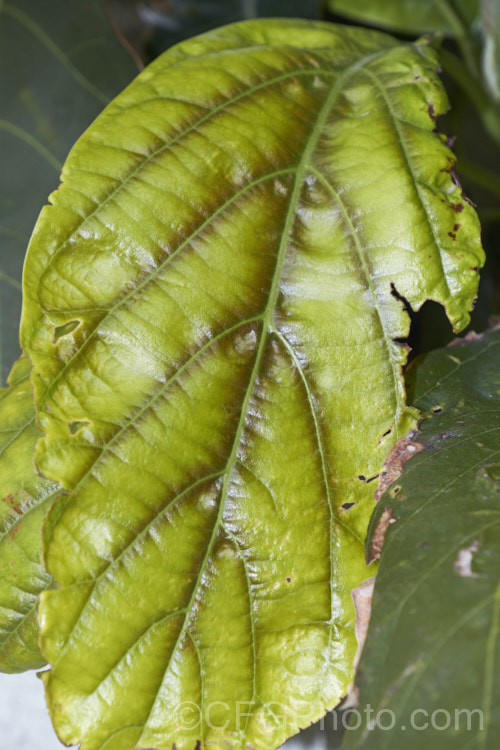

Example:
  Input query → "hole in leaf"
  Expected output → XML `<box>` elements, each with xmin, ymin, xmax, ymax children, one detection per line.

<box><xmin>69</xmin><ymin>420</ymin><xmax>89</xmax><ymax>435</ymax></box>
<box><xmin>431</xmin><ymin>406</ymin><xmax>443</xmax><ymax>414</ymax></box>
<box><xmin>390</xmin><ymin>282</ymin><xmax>414</xmax><ymax>319</ymax></box>
<box><xmin>54</xmin><ymin>319</ymin><xmax>80</xmax><ymax>342</ymax></box>
<box><xmin>341</xmin><ymin>502</ymin><xmax>356</xmax><ymax>510</ymax></box>
<box><xmin>406</xmin><ymin>300</ymin><xmax>455</xmax><ymax>361</ymax></box>
<box><xmin>390</xmin><ymin>485</ymin><xmax>401</xmax><ymax>497</ymax></box>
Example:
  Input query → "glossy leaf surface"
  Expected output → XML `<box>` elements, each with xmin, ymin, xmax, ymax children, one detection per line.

<box><xmin>343</xmin><ymin>327</ymin><xmax>500</xmax><ymax>749</ymax></box>
<box><xmin>328</xmin><ymin>0</ymin><xmax>479</xmax><ymax>35</ymax></box>
<box><xmin>0</xmin><ymin>0</ymin><xmax>137</xmax><ymax>383</ymax></box>
<box><xmin>21</xmin><ymin>19</ymin><xmax>483</xmax><ymax>750</ymax></box>
<box><xmin>0</xmin><ymin>356</ymin><xmax>60</xmax><ymax>673</ymax></box>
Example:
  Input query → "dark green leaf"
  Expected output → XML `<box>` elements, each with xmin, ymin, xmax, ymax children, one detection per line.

<box><xmin>137</xmin><ymin>0</ymin><xmax>324</xmax><ymax>60</ymax></box>
<box><xmin>327</xmin><ymin>0</ymin><xmax>479</xmax><ymax>35</ymax></box>
<box><xmin>343</xmin><ymin>327</ymin><xmax>500</xmax><ymax>749</ymax></box>
<box><xmin>0</xmin><ymin>0</ymin><xmax>138</xmax><ymax>383</ymax></box>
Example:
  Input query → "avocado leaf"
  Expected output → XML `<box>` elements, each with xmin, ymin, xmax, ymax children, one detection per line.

<box><xmin>20</xmin><ymin>19</ymin><xmax>483</xmax><ymax>750</ymax></box>
<box><xmin>0</xmin><ymin>356</ymin><xmax>60</xmax><ymax>673</ymax></box>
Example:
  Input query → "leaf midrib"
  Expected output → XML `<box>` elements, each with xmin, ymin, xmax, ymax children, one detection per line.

<box><xmin>40</xmin><ymin>42</ymin><xmax>413</xmax><ymax>746</ymax></box>
<box><xmin>34</xmin><ymin>167</ymin><xmax>295</xmax><ymax>411</ymax></box>
<box><xmin>31</xmin><ymin>46</ymin><xmax>408</xmax><ymax>409</ymax></box>
<box><xmin>135</xmin><ymin>56</ymin><xmax>368</xmax><ymax>746</ymax></box>
<box><xmin>33</xmin><ymin>67</ymin><xmax>337</xmax><ymax>307</ymax></box>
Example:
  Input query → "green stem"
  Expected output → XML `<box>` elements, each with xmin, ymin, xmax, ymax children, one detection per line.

<box><xmin>434</xmin><ymin>0</ymin><xmax>479</xmax><ymax>77</ymax></box>
<box><xmin>439</xmin><ymin>48</ymin><xmax>500</xmax><ymax>147</ymax></box>
<box><xmin>242</xmin><ymin>0</ymin><xmax>257</xmax><ymax>19</ymax></box>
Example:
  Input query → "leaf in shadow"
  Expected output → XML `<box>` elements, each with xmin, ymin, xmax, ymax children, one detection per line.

<box><xmin>0</xmin><ymin>0</ymin><xmax>138</xmax><ymax>382</ymax></box>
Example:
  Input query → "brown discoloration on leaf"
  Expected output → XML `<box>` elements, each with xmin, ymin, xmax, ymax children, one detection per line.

<box><xmin>9</xmin><ymin>525</ymin><xmax>20</xmax><ymax>544</ymax></box>
<box><xmin>448</xmin><ymin>323</ymin><xmax>500</xmax><ymax>351</ymax></box>
<box><xmin>440</xmin><ymin>160</ymin><xmax>476</xmax><ymax>207</ymax></box>
<box><xmin>448</xmin><ymin>330</ymin><xmax>484</xmax><ymax>347</ymax></box>
<box><xmin>450</xmin><ymin>165</ymin><xmax>476</xmax><ymax>207</ymax></box>
<box><xmin>374</xmin><ymin>430</ymin><xmax>423</xmax><ymax>502</ymax></box>
<box><xmin>367</xmin><ymin>507</ymin><xmax>397</xmax><ymax>563</ymax></box>
<box><xmin>450</xmin><ymin>201</ymin><xmax>464</xmax><ymax>213</ymax></box>
<box><xmin>1</xmin><ymin>492</ymin><xmax>22</xmax><ymax>515</ymax></box>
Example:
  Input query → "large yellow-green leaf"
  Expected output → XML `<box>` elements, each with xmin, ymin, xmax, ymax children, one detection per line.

<box><xmin>343</xmin><ymin>327</ymin><xmax>500</xmax><ymax>749</ymax></box>
<box><xmin>327</xmin><ymin>0</ymin><xmax>479</xmax><ymax>35</ymax></box>
<box><xmin>0</xmin><ymin>356</ymin><xmax>60</xmax><ymax>673</ymax></box>
<box><xmin>21</xmin><ymin>19</ymin><xmax>483</xmax><ymax>750</ymax></box>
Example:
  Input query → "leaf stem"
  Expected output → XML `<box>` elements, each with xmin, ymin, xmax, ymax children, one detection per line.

<box><xmin>434</xmin><ymin>0</ymin><xmax>480</xmax><ymax>77</ymax></box>
<box><xmin>439</xmin><ymin>47</ymin><xmax>500</xmax><ymax>146</ymax></box>
<box><xmin>242</xmin><ymin>0</ymin><xmax>258</xmax><ymax>19</ymax></box>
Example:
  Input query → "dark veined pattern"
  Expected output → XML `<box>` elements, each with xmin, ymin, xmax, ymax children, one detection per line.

<box><xmin>21</xmin><ymin>19</ymin><xmax>483</xmax><ymax>750</ymax></box>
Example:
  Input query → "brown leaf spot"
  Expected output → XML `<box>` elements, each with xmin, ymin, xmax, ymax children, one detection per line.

<box><xmin>450</xmin><ymin>166</ymin><xmax>476</xmax><ymax>206</ymax></box>
<box><xmin>9</xmin><ymin>526</ymin><xmax>20</xmax><ymax>543</ymax></box>
<box><xmin>367</xmin><ymin>507</ymin><xmax>397</xmax><ymax>563</ymax></box>
<box><xmin>374</xmin><ymin>431</ymin><xmax>423</xmax><ymax>502</ymax></box>
<box><xmin>448</xmin><ymin>330</ymin><xmax>484</xmax><ymax>347</ymax></box>
<box><xmin>1</xmin><ymin>493</ymin><xmax>21</xmax><ymax>514</ymax></box>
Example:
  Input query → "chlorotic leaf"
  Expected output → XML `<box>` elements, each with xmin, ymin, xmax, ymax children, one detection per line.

<box><xmin>21</xmin><ymin>19</ymin><xmax>483</xmax><ymax>750</ymax></box>
<box><xmin>0</xmin><ymin>356</ymin><xmax>60</xmax><ymax>673</ymax></box>
<box><xmin>0</xmin><ymin>0</ymin><xmax>138</xmax><ymax>383</ymax></box>
<box><xmin>343</xmin><ymin>327</ymin><xmax>500</xmax><ymax>749</ymax></box>
<box><xmin>327</xmin><ymin>0</ymin><xmax>479</xmax><ymax>35</ymax></box>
